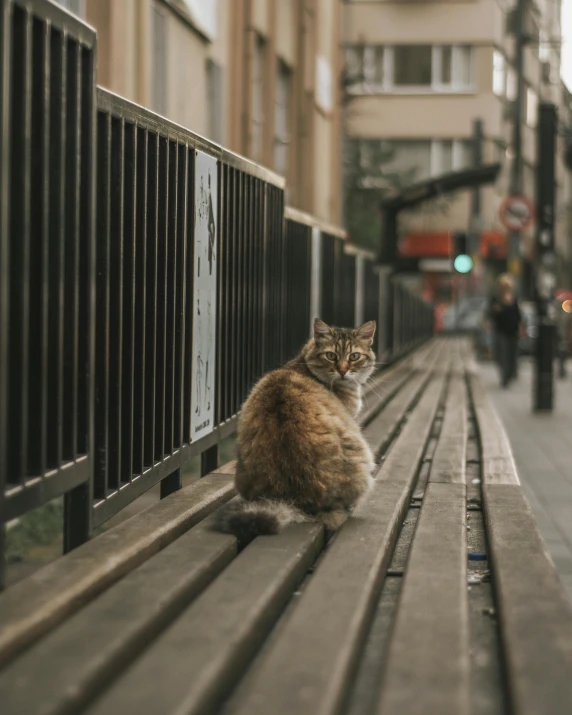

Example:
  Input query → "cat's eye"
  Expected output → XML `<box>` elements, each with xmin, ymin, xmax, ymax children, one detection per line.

<box><xmin>325</xmin><ymin>352</ymin><xmax>337</xmax><ymax>361</ymax></box>
<box><xmin>349</xmin><ymin>352</ymin><xmax>362</xmax><ymax>362</ymax></box>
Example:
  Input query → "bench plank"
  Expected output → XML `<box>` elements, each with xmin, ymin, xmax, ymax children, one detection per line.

<box><xmin>360</xmin><ymin>361</ymin><xmax>416</xmax><ymax>427</ymax></box>
<box><xmin>363</xmin><ymin>340</ymin><xmax>445</xmax><ymax>455</ymax></box>
<box><xmin>85</xmin><ymin>523</ymin><xmax>324</xmax><ymax>715</ymax></box>
<box><xmin>225</xmin><ymin>374</ymin><xmax>447</xmax><ymax>715</ymax></box>
<box><xmin>0</xmin><ymin>473</ymin><xmax>235</xmax><ymax>667</ymax></box>
<box><xmin>483</xmin><ymin>483</ymin><xmax>572</xmax><ymax>715</ymax></box>
<box><xmin>470</xmin><ymin>373</ymin><xmax>519</xmax><ymax>486</ymax></box>
<box><xmin>358</xmin><ymin>340</ymin><xmax>437</xmax><ymax>426</ymax></box>
<box><xmin>0</xmin><ymin>519</ymin><xmax>237</xmax><ymax>715</ymax></box>
<box><xmin>376</xmin><ymin>482</ymin><xmax>469</xmax><ymax>715</ymax></box>
<box><xmin>430</xmin><ymin>374</ymin><xmax>467</xmax><ymax>484</ymax></box>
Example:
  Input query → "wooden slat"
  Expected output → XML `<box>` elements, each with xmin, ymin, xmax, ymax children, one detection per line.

<box><xmin>376</xmin><ymin>489</ymin><xmax>469</xmax><ymax>713</ymax></box>
<box><xmin>0</xmin><ymin>519</ymin><xmax>237</xmax><ymax>715</ymax></box>
<box><xmin>483</xmin><ymin>483</ymin><xmax>572</xmax><ymax>715</ymax></box>
<box><xmin>430</xmin><ymin>374</ymin><xmax>467</xmax><ymax>484</ymax></box>
<box><xmin>85</xmin><ymin>524</ymin><xmax>324</xmax><ymax>715</ymax></box>
<box><xmin>211</xmin><ymin>459</ymin><xmax>237</xmax><ymax>475</ymax></box>
<box><xmin>0</xmin><ymin>473</ymin><xmax>235</xmax><ymax>667</ymax></box>
<box><xmin>225</xmin><ymin>374</ymin><xmax>447</xmax><ymax>715</ymax></box>
<box><xmin>360</xmin><ymin>339</ymin><xmax>436</xmax><ymax>426</ymax></box>
<box><xmin>363</xmin><ymin>340</ymin><xmax>445</xmax><ymax>454</ymax></box>
<box><xmin>359</xmin><ymin>361</ymin><xmax>413</xmax><ymax>427</ymax></box>
<box><xmin>470</xmin><ymin>372</ymin><xmax>519</xmax><ymax>485</ymax></box>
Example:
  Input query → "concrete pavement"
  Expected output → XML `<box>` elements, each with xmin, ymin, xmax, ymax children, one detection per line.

<box><xmin>479</xmin><ymin>358</ymin><xmax>572</xmax><ymax>605</ymax></box>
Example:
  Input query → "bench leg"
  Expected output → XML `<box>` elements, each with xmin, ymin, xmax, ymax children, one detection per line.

<box><xmin>0</xmin><ymin>525</ymin><xmax>5</xmax><ymax>591</ymax></box>
<box><xmin>63</xmin><ymin>482</ymin><xmax>92</xmax><ymax>553</ymax></box>
<box><xmin>160</xmin><ymin>469</ymin><xmax>182</xmax><ymax>499</ymax></box>
<box><xmin>201</xmin><ymin>445</ymin><xmax>219</xmax><ymax>476</ymax></box>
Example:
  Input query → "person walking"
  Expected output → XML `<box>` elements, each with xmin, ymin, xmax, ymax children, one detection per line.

<box><xmin>492</xmin><ymin>279</ymin><xmax>523</xmax><ymax>387</ymax></box>
<box><xmin>486</xmin><ymin>274</ymin><xmax>513</xmax><ymax>368</ymax></box>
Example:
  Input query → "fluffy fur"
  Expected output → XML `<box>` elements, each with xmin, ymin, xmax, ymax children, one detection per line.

<box><xmin>212</xmin><ymin>319</ymin><xmax>377</xmax><ymax>540</ymax></box>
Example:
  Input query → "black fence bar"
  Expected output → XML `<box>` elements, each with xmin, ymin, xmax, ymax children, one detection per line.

<box><xmin>284</xmin><ymin>217</ymin><xmax>312</xmax><ymax>360</ymax></box>
<box><xmin>89</xmin><ymin>90</ymin><xmax>286</xmax><ymax>528</ymax></box>
<box><xmin>0</xmin><ymin>1</ymin><xmax>95</xmax><ymax>542</ymax></box>
<box><xmin>0</xmin><ymin>0</ymin><xmax>434</xmax><ymax>580</ymax></box>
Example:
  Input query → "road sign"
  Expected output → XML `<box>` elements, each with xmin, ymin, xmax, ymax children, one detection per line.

<box><xmin>499</xmin><ymin>194</ymin><xmax>534</xmax><ymax>232</ymax></box>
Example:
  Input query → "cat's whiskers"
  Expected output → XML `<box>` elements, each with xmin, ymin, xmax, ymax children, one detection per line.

<box><xmin>363</xmin><ymin>377</ymin><xmax>392</xmax><ymax>401</ymax></box>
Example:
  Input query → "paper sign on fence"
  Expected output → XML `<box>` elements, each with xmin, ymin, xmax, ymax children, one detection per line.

<box><xmin>191</xmin><ymin>150</ymin><xmax>218</xmax><ymax>440</ymax></box>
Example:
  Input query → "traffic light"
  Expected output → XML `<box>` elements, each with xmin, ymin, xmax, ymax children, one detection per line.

<box><xmin>452</xmin><ymin>232</ymin><xmax>473</xmax><ymax>274</ymax></box>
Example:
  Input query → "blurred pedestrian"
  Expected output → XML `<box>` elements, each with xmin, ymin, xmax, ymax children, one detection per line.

<box><xmin>486</xmin><ymin>274</ymin><xmax>513</xmax><ymax>367</ymax></box>
<box><xmin>490</xmin><ymin>277</ymin><xmax>522</xmax><ymax>387</ymax></box>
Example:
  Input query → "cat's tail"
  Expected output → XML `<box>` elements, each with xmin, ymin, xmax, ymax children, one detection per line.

<box><xmin>212</xmin><ymin>497</ymin><xmax>308</xmax><ymax>543</ymax></box>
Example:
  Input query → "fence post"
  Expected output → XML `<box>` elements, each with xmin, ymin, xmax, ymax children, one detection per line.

<box><xmin>377</xmin><ymin>266</ymin><xmax>392</xmax><ymax>360</ymax></box>
<box><xmin>310</xmin><ymin>226</ymin><xmax>322</xmax><ymax>332</ymax></box>
<box><xmin>354</xmin><ymin>254</ymin><xmax>364</xmax><ymax>328</ymax></box>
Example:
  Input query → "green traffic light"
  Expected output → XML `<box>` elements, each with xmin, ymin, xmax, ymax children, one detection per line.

<box><xmin>454</xmin><ymin>254</ymin><xmax>473</xmax><ymax>273</ymax></box>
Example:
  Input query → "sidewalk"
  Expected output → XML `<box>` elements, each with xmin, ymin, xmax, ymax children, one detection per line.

<box><xmin>479</xmin><ymin>358</ymin><xmax>572</xmax><ymax>605</ymax></box>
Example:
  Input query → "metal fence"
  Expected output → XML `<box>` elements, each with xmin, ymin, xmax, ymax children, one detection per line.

<box><xmin>0</xmin><ymin>0</ymin><xmax>96</xmax><ymax>556</ymax></box>
<box><xmin>0</xmin><ymin>0</ymin><xmax>433</xmax><ymax>587</ymax></box>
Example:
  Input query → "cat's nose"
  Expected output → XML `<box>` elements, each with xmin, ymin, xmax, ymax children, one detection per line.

<box><xmin>338</xmin><ymin>364</ymin><xmax>349</xmax><ymax>377</ymax></box>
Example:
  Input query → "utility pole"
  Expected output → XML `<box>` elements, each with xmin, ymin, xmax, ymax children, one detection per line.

<box><xmin>509</xmin><ymin>0</ymin><xmax>526</xmax><ymax>276</ymax></box>
<box><xmin>533</xmin><ymin>102</ymin><xmax>558</xmax><ymax>412</ymax></box>
<box><xmin>471</xmin><ymin>119</ymin><xmax>483</xmax><ymax>247</ymax></box>
<box><xmin>471</xmin><ymin>119</ymin><xmax>483</xmax><ymax>295</ymax></box>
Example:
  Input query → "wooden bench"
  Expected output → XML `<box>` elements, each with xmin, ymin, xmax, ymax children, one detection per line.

<box><xmin>1</xmin><ymin>337</ymin><xmax>571</xmax><ymax>715</ymax></box>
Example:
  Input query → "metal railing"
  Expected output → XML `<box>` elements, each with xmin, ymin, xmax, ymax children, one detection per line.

<box><xmin>0</xmin><ymin>0</ymin><xmax>434</xmax><ymax>586</ymax></box>
<box><xmin>0</xmin><ymin>0</ymin><xmax>96</xmax><ymax>554</ymax></box>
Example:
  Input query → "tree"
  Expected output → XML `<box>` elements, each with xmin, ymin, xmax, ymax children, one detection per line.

<box><xmin>342</xmin><ymin>138</ymin><xmax>418</xmax><ymax>252</ymax></box>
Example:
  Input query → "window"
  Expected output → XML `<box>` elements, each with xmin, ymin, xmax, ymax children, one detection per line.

<box><xmin>206</xmin><ymin>59</ymin><xmax>224</xmax><ymax>144</ymax></box>
<box><xmin>439</xmin><ymin>46</ymin><xmax>453</xmax><ymax>85</ymax></box>
<box><xmin>350</xmin><ymin>138</ymin><xmax>477</xmax><ymax>188</ymax></box>
<box><xmin>431</xmin><ymin>141</ymin><xmax>453</xmax><ymax>175</ymax></box>
<box><xmin>363</xmin><ymin>46</ymin><xmax>384</xmax><ymax>85</ymax></box>
<box><xmin>151</xmin><ymin>4</ymin><xmax>167</xmax><ymax>116</ymax></box>
<box><xmin>345</xmin><ymin>47</ymin><xmax>364</xmax><ymax>86</ymax></box>
<box><xmin>494</xmin><ymin>140</ymin><xmax>507</xmax><ymax>164</ymax></box>
<box><xmin>345</xmin><ymin>46</ymin><xmax>383</xmax><ymax>89</ymax></box>
<box><xmin>433</xmin><ymin>46</ymin><xmax>472</xmax><ymax>90</ymax></box>
<box><xmin>506</xmin><ymin>67</ymin><xmax>517</xmax><ymax>101</ymax></box>
<box><xmin>526</xmin><ymin>87</ymin><xmax>538</xmax><ymax>127</ymax></box>
<box><xmin>431</xmin><ymin>139</ymin><xmax>473</xmax><ymax>176</ymax></box>
<box><xmin>394</xmin><ymin>46</ymin><xmax>432</xmax><ymax>86</ymax></box>
<box><xmin>274</xmin><ymin>61</ymin><xmax>291</xmax><ymax>176</ymax></box>
<box><xmin>453</xmin><ymin>46</ymin><xmax>472</xmax><ymax>87</ymax></box>
<box><xmin>493</xmin><ymin>51</ymin><xmax>506</xmax><ymax>96</ymax></box>
<box><xmin>345</xmin><ymin>44</ymin><xmax>474</xmax><ymax>93</ymax></box>
<box><xmin>452</xmin><ymin>140</ymin><xmax>474</xmax><ymax>171</ymax></box>
<box><xmin>384</xmin><ymin>140</ymin><xmax>432</xmax><ymax>182</ymax></box>
<box><xmin>251</xmin><ymin>34</ymin><xmax>265</xmax><ymax>161</ymax></box>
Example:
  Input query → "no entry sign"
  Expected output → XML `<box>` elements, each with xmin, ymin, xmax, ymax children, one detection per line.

<box><xmin>499</xmin><ymin>194</ymin><xmax>534</xmax><ymax>232</ymax></box>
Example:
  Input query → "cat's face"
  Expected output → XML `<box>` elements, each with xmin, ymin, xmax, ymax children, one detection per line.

<box><xmin>306</xmin><ymin>319</ymin><xmax>376</xmax><ymax>386</ymax></box>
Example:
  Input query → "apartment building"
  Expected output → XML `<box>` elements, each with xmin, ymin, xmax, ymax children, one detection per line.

<box><xmin>58</xmin><ymin>0</ymin><xmax>343</xmax><ymax>225</ymax></box>
<box><xmin>343</xmin><ymin>0</ymin><xmax>572</xmax><ymax>293</ymax></box>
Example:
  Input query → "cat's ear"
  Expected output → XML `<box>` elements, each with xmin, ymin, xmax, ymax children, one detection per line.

<box><xmin>313</xmin><ymin>318</ymin><xmax>333</xmax><ymax>340</ymax></box>
<box><xmin>355</xmin><ymin>320</ymin><xmax>376</xmax><ymax>346</ymax></box>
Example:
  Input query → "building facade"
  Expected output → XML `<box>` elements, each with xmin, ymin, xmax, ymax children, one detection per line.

<box><xmin>63</xmin><ymin>0</ymin><xmax>343</xmax><ymax>225</ymax></box>
<box><xmin>343</xmin><ymin>0</ymin><xmax>572</xmax><ymax>294</ymax></box>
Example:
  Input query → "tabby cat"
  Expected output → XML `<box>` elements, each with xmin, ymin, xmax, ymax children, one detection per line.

<box><xmin>213</xmin><ymin>318</ymin><xmax>377</xmax><ymax>540</ymax></box>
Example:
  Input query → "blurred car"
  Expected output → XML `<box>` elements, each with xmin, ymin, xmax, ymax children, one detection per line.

<box><xmin>442</xmin><ymin>296</ymin><xmax>489</xmax><ymax>357</ymax></box>
<box><xmin>442</xmin><ymin>296</ymin><xmax>487</xmax><ymax>333</ymax></box>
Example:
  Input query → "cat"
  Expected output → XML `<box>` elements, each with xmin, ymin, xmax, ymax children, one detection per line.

<box><xmin>212</xmin><ymin>318</ymin><xmax>377</xmax><ymax>541</ymax></box>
